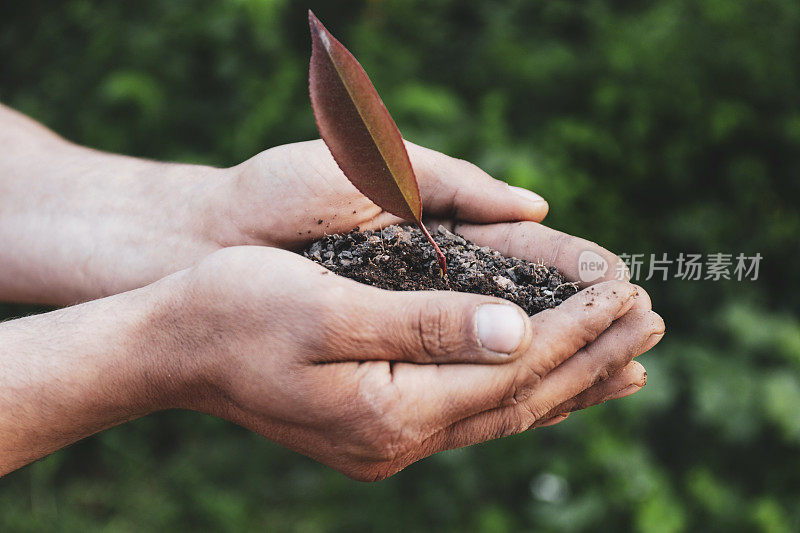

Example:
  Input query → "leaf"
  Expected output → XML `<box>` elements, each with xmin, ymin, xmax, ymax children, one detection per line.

<box><xmin>308</xmin><ymin>10</ymin><xmax>446</xmax><ymax>274</ymax></box>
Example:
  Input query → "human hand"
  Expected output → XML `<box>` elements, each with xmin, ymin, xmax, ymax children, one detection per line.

<box><xmin>214</xmin><ymin>140</ymin><xmax>646</xmax><ymax>429</ymax></box>
<box><xmin>219</xmin><ymin>139</ymin><xmax>551</xmax><ymax>249</ymax></box>
<box><xmin>155</xmin><ymin>246</ymin><xmax>662</xmax><ymax>481</ymax></box>
<box><xmin>0</xmin><ymin>107</ymin><xmax>664</xmax><ymax>479</ymax></box>
<box><xmin>0</xmin><ymin>107</ymin><xmax>621</xmax><ymax>304</ymax></box>
<box><xmin>216</xmin><ymin>138</ymin><xmax>628</xmax><ymax>295</ymax></box>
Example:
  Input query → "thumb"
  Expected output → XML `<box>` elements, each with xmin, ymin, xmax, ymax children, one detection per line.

<box><xmin>406</xmin><ymin>141</ymin><xmax>549</xmax><ymax>223</ymax></box>
<box><xmin>318</xmin><ymin>288</ymin><xmax>532</xmax><ymax>364</ymax></box>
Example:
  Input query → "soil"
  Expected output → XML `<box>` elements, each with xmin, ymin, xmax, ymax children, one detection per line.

<box><xmin>303</xmin><ymin>224</ymin><xmax>578</xmax><ymax>316</ymax></box>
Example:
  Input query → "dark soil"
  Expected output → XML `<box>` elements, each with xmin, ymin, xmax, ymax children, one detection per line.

<box><xmin>303</xmin><ymin>224</ymin><xmax>578</xmax><ymax>316</ymax></box>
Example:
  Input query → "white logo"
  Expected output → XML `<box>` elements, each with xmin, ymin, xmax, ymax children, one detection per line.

<box><xmin>577</xmin><ymin>250</ymin><xmax>608</xmax><ymax>283</ymax></box>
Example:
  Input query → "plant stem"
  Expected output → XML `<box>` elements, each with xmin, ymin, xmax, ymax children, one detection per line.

<box><xmin>418</xmin><ymin>222</ymin><xmax>447</xmax><ymax>276</ymax></box>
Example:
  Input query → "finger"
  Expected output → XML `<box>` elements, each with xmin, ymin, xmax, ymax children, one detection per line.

<box><xmin>313</xmin><ymin>286</ymin><xmax>534</xmax><ymax>364</ymax></box>
<box><xmin>405</xmin><ymin>142</ymin><xmax>549</xmax><ymax>223</ymax></box>
<box><xmin>629</xmin><ymin>284</ymin><xmax>652</xmax><ymax>310</ymax></box>
<box><xmin>524</xmin><ymin>309</ymin><xmax>663</xmax><ymax>416</ymax></box>
<box><xmin>453</xmin><ymin>221</ymin><xmax>630</xmax><ymax>285</ymax></box>
<box><xmin>417</xmin><ymin>308</ymin><xmax>663</xmax><ymax>454</ymax></box>
<box><xmin>522</xmin><ymin>280</ymin><xmax>641</xmax><ymax>378</ymax></box>
<box><xmin>533</xmin><ymin>360</ymin><xmax>648</xmax><ymax>427</ymax></box>
<box><xmin>537</xmin><ymin>413</ymin><xmax>570</xmax><ymax>427</ymax></box>
<box><xmin>347</xmin><ymin>281</ymin><xmax>643</xmax><ymax>433</ymax></box>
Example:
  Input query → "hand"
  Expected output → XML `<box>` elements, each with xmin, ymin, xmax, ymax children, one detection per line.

<box><xmin>218</xmin><ymin>139</ymin><xmax>551</xmax><ymax>249</ymax></box>
<box><xmin>0</xmin><ymin>245</ymin><xmax>660</xmax><ymax>478</ymax></box>
<box><xmin>0</xmin><ymin>106</ymin><xmax>665</xmax><ymax>478</ymax></box>
<box><xmin>157</xmin><ymin>246</ymin><xmax>663</xmax><ymax>481</ymax></box>
<box><xmin>0</xmin><ymin>104</ymin><xmax>623</xmax><ymax>303</ymax></box>
<box><xmin>219</xmin><ymin>139</ymin><xmax>628</xmax><ymax>293</ymax></box>
<box><xmin>209</xmin><ymin>139</ymin><xmax>645</xmax><ymax>428</ymax></box>
<box><xmin>215</xmin><ymin>140</ymin><xmax>645</xmax><ymax>427</ymax></box>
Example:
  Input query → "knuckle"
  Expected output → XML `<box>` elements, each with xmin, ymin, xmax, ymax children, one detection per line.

<box><xmin>585</xmin><ymin>350</ymin><xmax>616</xmax><ymax>387</ymax></box>
<box><xmin>544</xmin><ymin>400</ymin><xmax>577</xmax><ymax>421</ymax></box>
<box><xmin>414</xmin><ymin>300</ymin><xmax>467</xmax><ymax>361</ymax></box>
<box><xmin>505</xmin><ymin>363</ymin><xmax>544</xmax><ymax>405</ymax></box>
<box><xmin>593</xmin><ymin>364</ymin><xmax>614</xmax><ymax>386</ymax></box>
<box><xmin>629</xmin><ymin>284</ymin><xmax>653</xmax><ymax>310</ymax></box>
<box><xmin>508</xmin><ymin>404</ymin><xmax>544</xmax><ymax>436</ymax></box>
<box><xmin>520</xmin><ymin>401</ymin><xmax>547</xmax><ymax>427</ymax></box>
<box><xmin>489</xmin><ymin>412</ymin><xmax>527</xmax><ymax>439</ymax></box>
<box><xmin>492</xmin><ymin>404</ymin><xmax>544</xmax><ymax>439</ymax></box>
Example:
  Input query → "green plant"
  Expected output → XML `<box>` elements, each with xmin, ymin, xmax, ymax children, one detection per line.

<box><xmin>308</xmin><ymin>11</ymin><xmax>447</xmax><ymax>274</ymax></box>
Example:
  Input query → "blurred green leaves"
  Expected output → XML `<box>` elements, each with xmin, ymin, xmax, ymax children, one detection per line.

<box><xmin>1</xmin><ymin>0</ymin><xmax>799</xmax><ymax>530</ymax></box>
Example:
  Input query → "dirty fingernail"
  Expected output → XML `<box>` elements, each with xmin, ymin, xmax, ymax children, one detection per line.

<box><xmin>639</xmin><ymin>332</ymin><xmax>665</xmax><ymax>355</ymax></box>
<box><xmin>476</xmin><ymin>304</ymin><xmax>526</xmax><ymax>354</ymax></box>
<box><xmin>608</xmin><ymin>384</ymin><xmax>642</xmax><ymax>401</ymax></box>
<box><xmin>509</xmin><ymin>185</ymin><xmax>547</xmax><ymax>206</ymax></box>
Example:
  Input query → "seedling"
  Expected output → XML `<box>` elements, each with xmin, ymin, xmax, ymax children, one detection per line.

<box><xmin>303</xmin><ymin>11</ymin><xmax>578</xmax><ymax>315</ymax></box>
<box><xmin>308</xmin><ymin>11</ymin><xmax>447</xmax><ymax>275</ymax></box>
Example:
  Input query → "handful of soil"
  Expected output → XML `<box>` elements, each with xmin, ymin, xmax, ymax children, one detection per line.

<box><xmin>303</xmin><ymin>224</ymin><xmax>578</xmax><ymax>316</ymax></box>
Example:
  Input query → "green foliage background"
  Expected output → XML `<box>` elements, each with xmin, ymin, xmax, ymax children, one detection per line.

<box><xmin>2</xmin><ymin>0</ymin><xmax>799</xmax><ymax>530</ymax></box>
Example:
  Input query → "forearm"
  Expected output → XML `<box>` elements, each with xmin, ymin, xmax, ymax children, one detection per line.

<box><xmin>0</xmin><ymin>272</ymin><xmax>188</xmax><ymax>475</ymax></box>
<box><xmin>0</xmin><ymin>104</ymin><xmax>231</xmax><ymax>304</ymax></box>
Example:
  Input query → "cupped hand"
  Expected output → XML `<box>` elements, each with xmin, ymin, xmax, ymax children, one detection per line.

<box><xmin>209</xmin><ymin>138</ymin><xmax>649</xmax><ymax>432</ymax></box>
<box><xmin>215</xmin><ymin>139</ymin><xmax>550</xmax><ymax>249</ymax></box>
<box><xmin>160</xmin><ymin>246</ymin><xmax>663</xmax><ymax>481</ymax></box>
<box><xmin>218</xmin><ymin>138</ymin><xmax>628</xmax><ymax>287</ymax></box>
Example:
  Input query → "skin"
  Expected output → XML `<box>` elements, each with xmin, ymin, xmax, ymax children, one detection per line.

<box><xmin>0</xmin><ymin>104</ymin><xmax>664</xmax><ymax>480</ymax></box>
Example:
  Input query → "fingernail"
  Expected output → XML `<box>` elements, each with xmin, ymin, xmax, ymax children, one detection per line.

<box><xmin>476</xmin><ymin>304</ymin><xmax>526</xmax><ymax>354</ymax></box>
<box><xmin>509</xmin><ymin>185</ymin><xmax>547</xmax><ymax>206</ymax></box>
<box><xmin>608</xmin><ymin>384</ymin><xmax>642</xmax><ymax>401</ymax></box>
<box><xmin>639</xmin><ymin>332</ymin><xmax>664</xmax><ymax>354</ymax></box>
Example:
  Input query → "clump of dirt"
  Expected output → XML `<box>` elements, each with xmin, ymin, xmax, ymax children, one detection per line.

<box><xmin>303</xmin><ymin>225</ymin><xmax>578</xmax><ymax>316</ymax></box>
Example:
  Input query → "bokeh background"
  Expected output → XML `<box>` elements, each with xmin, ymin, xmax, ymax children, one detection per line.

<box><xmin>2</xmin><ymin>0</ymin><xmax>799</xmax><ymax>530</ymax></box>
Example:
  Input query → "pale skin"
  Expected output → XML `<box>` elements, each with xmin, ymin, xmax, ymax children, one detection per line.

<box><xmin>0</xmin><ymin>104</ymin><xmax>664</xmax><ymax>480</ymax></box>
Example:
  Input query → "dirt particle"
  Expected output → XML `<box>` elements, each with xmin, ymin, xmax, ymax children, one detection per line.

<box><xmin>302</xmin><ymin>224</ymin><xmax>578</xmax><ymax>315</ymax></box>
<box><xmin>317</xmin><ymin>219</ymin><xmax>323</xmax><ymax>224</ymax></box>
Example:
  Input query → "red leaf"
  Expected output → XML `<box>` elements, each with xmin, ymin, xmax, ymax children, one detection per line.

<box><xmin>308</xmin><ymin>11</ymin><xmax>446</xmax><ymax>274</ymax></box>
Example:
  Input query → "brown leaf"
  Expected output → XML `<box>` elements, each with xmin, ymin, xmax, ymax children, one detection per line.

<box><xmin>308</xmin><ymin>11</ymin><xmax>446</xmax><ymax>273</ymax></box>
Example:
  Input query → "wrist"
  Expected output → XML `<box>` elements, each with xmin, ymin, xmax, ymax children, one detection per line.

<box><xmin>87</xmin><ymin>274</ymin><xmax>194</xmax><ymax>416</ymax></box>
<box><xmin>205</xmin><ymin>156</ymin><xmax>292</xmax><ymax>249</ymax></box>
<box><xmin>192</xmin><ymin>164</ymin><xmax>256</xmax><ymax>248</ymax></box>
<box><xmin>119</xmin><ymin>269</ymin><xmax>210</xmax><ymax>413</ymax></box>
<box><xmin>127</xmin><ymin>263</ymin><xmax>242</xmax><ymax>414</ymax></box>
